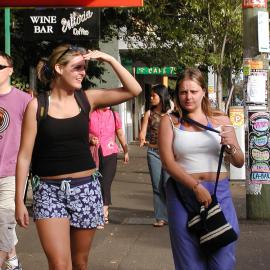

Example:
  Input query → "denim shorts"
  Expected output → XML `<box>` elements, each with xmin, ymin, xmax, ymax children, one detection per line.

<box><xmin>32</xmin><ymin>173</ymin><xmax>104</xmax><ymax>229</ymax></box>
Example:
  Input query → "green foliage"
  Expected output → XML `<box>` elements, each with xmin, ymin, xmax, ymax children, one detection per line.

<box><xmin>11</xmin><ymin>75</ymin><xmax>29</xmax><ymax>90</ymax></box>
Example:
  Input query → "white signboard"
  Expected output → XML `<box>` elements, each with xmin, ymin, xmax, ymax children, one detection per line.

<box><xmin>247</xmin><ymin>70</ymin><xmax>267</xmax><ymax>104</ymax></box>
<box><xmin>258</xmin><ymin>11</ymin><xmax>270</xmax><ymax>53</ymax></box>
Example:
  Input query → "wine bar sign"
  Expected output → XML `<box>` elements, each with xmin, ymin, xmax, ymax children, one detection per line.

<box><xmin>23</xmin><ymin>8</ymin><xmax>100</xmax><ymax>40</ymax></box>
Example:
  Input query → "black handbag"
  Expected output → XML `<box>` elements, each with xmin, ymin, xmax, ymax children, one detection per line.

<box><xmin>172</xmin><ymin>117</ymin><xmax>238</xmax><ymax>254</ymax></box>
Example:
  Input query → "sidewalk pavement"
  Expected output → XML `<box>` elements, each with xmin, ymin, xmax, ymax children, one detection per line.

<box><xmin>17</xmin><ymin>143</ymin><xmax>270</xmax><ymax>269</ymax></box>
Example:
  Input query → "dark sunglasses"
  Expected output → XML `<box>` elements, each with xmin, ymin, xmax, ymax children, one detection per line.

<box><xmin>56</xmin><ymin>45</ymin><xmax>86</xmax><ymax>63</ymax></box>
<box><xmin>0</xmin><ymin>64</ymin><xmax>12</xmax><ymax>70</ymax></box>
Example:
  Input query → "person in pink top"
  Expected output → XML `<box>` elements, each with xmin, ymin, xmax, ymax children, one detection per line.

<box><xmin>89</xmin><ymin>107</ymin><xmax>129</xmax><ymax>227</ymax></box>
<box><xmin>0</xmin><ymin>51</ymin><xmax>31</xmax><ymax>270</ymax></box>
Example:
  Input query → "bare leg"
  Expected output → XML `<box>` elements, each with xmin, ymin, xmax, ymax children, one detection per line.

<box><xmin>7</xmin><ymin>247</ymin><xmax>16</xmax><ymax>258</ymax></box>
<box><xmin>0</xmin><ymin>251</ymin><xmax>7</xmax><ymax>268</ymax></box>
<box><xmin>70</xmin><ymin>227</ymin><xmax>96</xmax><ymax>270</ymax></box>
<box><xmin>103</xmin><ymin>205</ymin><xmax>109</xmax><ymax>223</ymax></box>
<box><xmin>35</xmin><ymin>218</ymin><xmax>72</xmax><ymax>270</ymax></box>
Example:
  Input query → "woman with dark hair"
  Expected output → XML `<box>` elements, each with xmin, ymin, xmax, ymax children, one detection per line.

<box><xmin>139</xmin><ymin>84</ymin><xmax>171</xmax><ymax>227</ymax></box>
<box><xmin>159</xmin><ymin>68</ymin><xmax>244</xmax><ymax>269</ymax></box>
<box><xmin>15</xmin><ymin>44</ymin><xmax>141</xmax><ymax>270</ymax></box>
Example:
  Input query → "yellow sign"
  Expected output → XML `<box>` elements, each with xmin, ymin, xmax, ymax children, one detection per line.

<box><xmin>230</xmin><ymin>107</ymin><xmax>244</xmax><ymax>127</ymax></box>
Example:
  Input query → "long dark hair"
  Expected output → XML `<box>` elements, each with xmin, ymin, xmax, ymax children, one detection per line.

<box><xmin>151</xmin><ymin>84</ymin><xmax>171</xmax><ymax>113</ymax></box>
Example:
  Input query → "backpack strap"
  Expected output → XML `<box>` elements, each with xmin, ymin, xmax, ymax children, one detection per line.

<box><xmin>74</xmin><ymin>89</ymin><xmax>90</xmax><ymax>115</ymax></box>
<box><xmin>36</xmin><ymin>91</ymin><xmax>49</xmax><ymax>125</ymax></box>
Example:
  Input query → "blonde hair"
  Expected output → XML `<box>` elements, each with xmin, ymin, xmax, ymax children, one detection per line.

<box><xmin>37</xmin><ymin>44</ymin><xmax>86</xmax><ymax>86</ymax></box>
<box><xmin>174</xmin><ymin>68</ymin><xmax>224</xmax><ymax>118</ymax></box>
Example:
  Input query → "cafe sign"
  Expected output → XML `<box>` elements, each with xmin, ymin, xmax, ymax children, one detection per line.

<box><xmin>136</xmin><ymin>66</ymin><xmax>179</xmax><ymax>76</ymax></box>
<box><xmin>23</xmin><ymin>8</ymin><xmax>99</xmax><ymax>41</ymax></box>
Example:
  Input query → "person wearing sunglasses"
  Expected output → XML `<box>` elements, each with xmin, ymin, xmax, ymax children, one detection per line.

<box><xmin>0</xmin><ymin>51</ymin><xmax>32</xmax><ymax>270</ymax></box>
<box><xmin>15</xmin><ymin>44</ymin><xmax>142</xmax><ymax>270</ymax></box>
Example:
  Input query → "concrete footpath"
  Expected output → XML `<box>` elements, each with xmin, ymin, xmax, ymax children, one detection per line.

<box><xmin>17</xmin><ymin>144</ymin><xmax>270</xmax><ymax>270</ymax></box>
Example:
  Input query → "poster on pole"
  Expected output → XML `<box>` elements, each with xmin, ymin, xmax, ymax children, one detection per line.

<box><xmin>246</xmin><ymin>70</ymin><xmax>267</xmax><ymax>104</ymax></box>
<box><xmin>258</xmin><ymin>11</ymin><xmax>270</xmax><ymax>53</ymax></box>
<box><xmin>242</xmin><ymin>0</ymin><xmax>267</xmax><ymax>9</ymax></box>
<box><xmin>248</xmin><ymin>111</ymin><xmax>270</xmax><ymax>184</ymax></box>
<box><xmin>229</xmin><ymin>107</ymin><xmax>246</xmax><ymax>180</ymax></box>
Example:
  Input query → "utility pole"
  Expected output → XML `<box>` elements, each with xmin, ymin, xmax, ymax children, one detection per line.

<box><xmin>242</xmin><ymin>0</ymin><xmax>270</xmax><ymax>219</ymax></box>
<box><xmin>4</xmin><ymin>7</ymin><xmax>11</xmax><ymax>55</ymax></box>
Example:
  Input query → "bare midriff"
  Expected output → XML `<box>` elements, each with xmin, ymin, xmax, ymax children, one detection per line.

<box><xmin>40</xmin><ymin>168</ymin><xmax>96</xmax><ymax>180</ymax></box>
<box><xmin>148</xmin><ymin>143</ymin><xmax>158</xmax><ymax>149</ymax></box>
<box><xmin>190</xmin><ymin>172</ymin><xmax>229</xmax><ymax>182</ymax></box>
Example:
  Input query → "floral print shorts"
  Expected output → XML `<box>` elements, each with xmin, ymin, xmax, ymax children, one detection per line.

<box><xmin>32</xmin><ymin>174</ymin><xmax>104</xmax><ymax>229</ymax></box>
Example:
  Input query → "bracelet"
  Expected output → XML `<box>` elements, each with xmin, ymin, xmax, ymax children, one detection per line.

<box><xmin>192</xmin><ymin>182</ymin><xmax>200</xmax><ymax>193</ymax></box>
<box><xmin>225</xmin><ymin>145</ymin><xmax>238</xmax><ymax>156</ymax></box>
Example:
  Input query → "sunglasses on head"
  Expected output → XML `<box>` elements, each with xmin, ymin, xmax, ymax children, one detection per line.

<box><xmin>0</xmin><ymin>64</ymin><xmax>12</xmax><ymax>70</ymax></box>
<box><xmin>57</xmin><ymin>45</ymin><xmax>86</xmax><ymax>63</ymax></box>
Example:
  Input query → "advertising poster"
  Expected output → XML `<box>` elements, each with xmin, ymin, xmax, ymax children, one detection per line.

<box><xmin>229</xmin><ymin>107</ymin><xmax>246</xmax><ymax>180</ymax></box>
<box><xmin>248</xmin><ymin>111</ymin><xmax>270</xmax><ymax>184</ymax></box>
<box><xmin>246</xmin><ymin>70</ymin><xmax>267</xmax><ymax>104</ymax></box>
<box><xmin>242</xmin><ymin>0</ymin><xmax>267</xmax><ymax>8</ymax></box>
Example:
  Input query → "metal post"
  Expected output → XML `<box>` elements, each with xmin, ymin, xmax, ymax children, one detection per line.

<box><xmin>243</xmin><ymin>0</ymin><xmax>270</xmax><ymax>220</ymax></box>
<box><xmin>4</xmin><ymin>7</ymin><xmax>11</xmax><ymax>55</ymax></box>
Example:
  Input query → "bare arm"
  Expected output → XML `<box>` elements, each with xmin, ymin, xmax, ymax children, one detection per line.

<box><xmin>116</xmin><ymin>128</ymin><xmax>129</xmax><ymax>163</ymax></box>
<box><xmin>139</xmin><ymin>110</ymin><xmax>150</xmax><ymax>147</ymax></box>
<box><xmin>83</xmin><ymin>50</ymin><xmax>142</xmax><ymax>110</ymax></box>
<box><xmin>159</xmin><ymin>115</ymin><xmax>212</xmax><ymax>207</ymax></box>
<box><xmin>15</xmin><ymin>99</ymin><xmax>38</xmax><ymax>228</ymax></box>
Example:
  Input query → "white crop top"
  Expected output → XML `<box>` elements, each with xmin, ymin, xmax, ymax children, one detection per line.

<box><xmin>170</xmin><ymin>118</ymin><xmax>227</xmax><ymax>174</ymax></box>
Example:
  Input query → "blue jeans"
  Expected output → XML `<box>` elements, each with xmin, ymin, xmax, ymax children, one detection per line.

<box><xmin>147</xmin><ymin>147</ymin><xmax>168</xmax><ymax>222</ymax></box>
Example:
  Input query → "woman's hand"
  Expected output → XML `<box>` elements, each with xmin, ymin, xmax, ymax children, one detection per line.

<box><xmin>83</xmin><ymin>50</ymin><xmax>114</xmax><ymax>63</ymax></box>
<box><xmin>220</xmin><ymin>125</ymin><xmax>237</xmax><ymax>148</ymax></box>
<box><xmin>139</xmin><ymin>132</ymin><xmax>146</xmax><ymax>147</ymax></box>
<box><xmin>90</xmin><ymin>136</ymin><xmax>99</xmax><ymax>146</ymax></box>
<box><xmin>123</xmin><ymin>152</ymin><xmax>129</xmax><ymax>164</ymax></box>
<box><xmin>15</xmin><ymin>202</ymin><xmax>29</xmax><ymax>228</ymax></box>
<box><xmin>193</xmin><ymin>184</ymin><xmax>212</xmax><ymax>208</ymax></box>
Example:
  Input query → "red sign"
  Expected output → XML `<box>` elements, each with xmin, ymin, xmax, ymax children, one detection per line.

<box><xmin>242</xmin><ymin>0</ymin><xmax>267</xmax><ymax>8</ymax></box>
<box><xmin>0</xmin><ymin>0</ymin><xmax>143</xmax><ymax>7</ymax></box>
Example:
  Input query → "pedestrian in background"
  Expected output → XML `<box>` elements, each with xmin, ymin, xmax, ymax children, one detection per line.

<box><xmin>0</xmin><ymin>51</ymin><xmax>31</xmax><ymax>270</ymax></box>
<box><xmin>15</xmin><ymin>44</ymin><xmax>141</xmax><ymax>270</ymax></box>
<box><xmin>159</xmin><ymin>68</ymin><xmax>244</xmax><ymax>269</ymax></box>
<box><xmin>139</xmin><ymin>84</ymin><xmax>171</xmax><ymax>227</ymax></box>
<box><xmin>89</xmin><ymin>107</ymin><xmax>129</xmax><ymax>229</ymax></box>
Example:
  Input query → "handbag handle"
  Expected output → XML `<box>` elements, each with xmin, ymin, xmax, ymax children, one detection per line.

<box><xmin>182</xmin><ymin>117</ymin><xmax>226</xmax><ymax>195</ymax></box>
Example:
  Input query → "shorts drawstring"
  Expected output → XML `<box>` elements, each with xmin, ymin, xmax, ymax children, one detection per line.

<box><xmin>31</xmin><ymin>175</ymin><xmax>40</xmax><ymax>191</ymax></box>
<box><xmin>92</xmin><ymin>170</ymin><xmax>102</xmax><ymax>181</ymax></box>
<box><xmin>60</xmin><ymin>180</ymin><xmax>71</xmax><ymax>195</ymax></box>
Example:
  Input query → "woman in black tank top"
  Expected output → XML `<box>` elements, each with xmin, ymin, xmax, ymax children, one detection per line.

<box><xmin>15</xmin><ymin>44</ymin><xmax>142</xmax><ymax>270</ymax></box>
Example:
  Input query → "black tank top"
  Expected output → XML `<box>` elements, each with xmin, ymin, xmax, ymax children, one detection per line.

<box><xmin>31</xmin><ymin>110</ymin><xmax>96</xmax><ymax>177</ymax></box>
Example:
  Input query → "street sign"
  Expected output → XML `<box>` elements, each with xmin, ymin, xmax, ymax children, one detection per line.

<box><xmin>136</xmin><ymin>66</ymin><xmax>179</xmax><ymax>76</ymax></box>
<box><xmin>23</xmin><ymin>8</ymin><xmax>100</xmax><ymax>40</ymax></box>
<box><xmin>0</xmin><ymin>0</ymin><xmax>143</xmax><ymax>7</ymax></box>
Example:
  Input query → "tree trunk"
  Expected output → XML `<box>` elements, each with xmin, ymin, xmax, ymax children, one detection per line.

<box><xmin>216</xmin><ymin>72</ymin><xmax>223</xmax><ymax>110</ymax></box>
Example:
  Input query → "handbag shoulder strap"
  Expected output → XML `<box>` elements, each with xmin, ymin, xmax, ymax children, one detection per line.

<box><xmin>182</xmin><ymin>117</ymin><xmax>225</xmax><ymax>195</ymax></box>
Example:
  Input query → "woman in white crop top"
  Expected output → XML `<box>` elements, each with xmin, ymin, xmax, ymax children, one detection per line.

<box><xmin>159</xmin><ymin>68</ymin><xmax>244</xmax><ymax>270</ymax></box>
